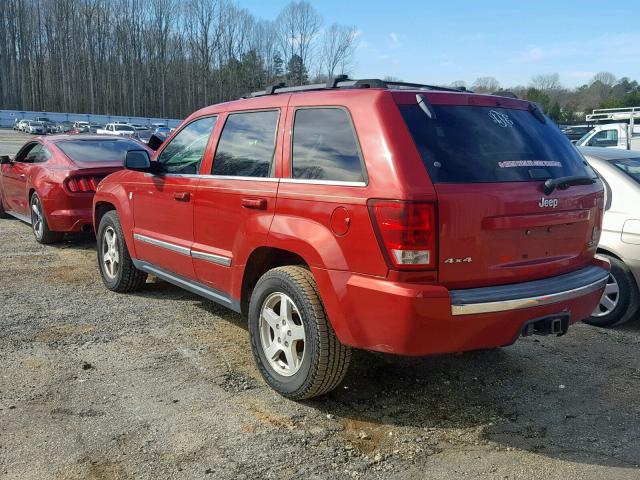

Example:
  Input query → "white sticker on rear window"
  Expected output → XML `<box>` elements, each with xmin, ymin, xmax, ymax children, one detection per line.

<box><xmin>498</xmin><ymin>160</ymin><xmax>563</xmax><ymax>168</ymax></box>
<box><xmin>488</xmin><ymin>110</ymin><xmax>514</xmax><ymax>128</ymax></box>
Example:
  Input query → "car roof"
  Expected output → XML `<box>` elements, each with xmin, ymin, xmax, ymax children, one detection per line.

<box><xmin>578</xmin><ymin>146</ymin><xmax>640</xmax><ymax>160</ymax></box>
<box><xmin>188</xmin><ymin>87</ymin><xmax>530</xmax><ymax>121</ymax></box>
<box><xmin>43</xmin><ymin>134</ymin><xmax>139</xmax><ymax>144</ymax></box>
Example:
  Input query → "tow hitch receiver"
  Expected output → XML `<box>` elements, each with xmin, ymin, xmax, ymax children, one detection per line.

<box><xmin>521</xmin><ymin>313</ymin><xmax>570</xmax><ymax>337</ymax></box>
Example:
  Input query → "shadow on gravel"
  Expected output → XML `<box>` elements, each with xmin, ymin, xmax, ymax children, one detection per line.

<box><xmin>110</xmin><ymin>273</ymin><xmax>640</xmax><ymax>471</ymax></box>
<box><xmin>309</xmin><ymin>345</ymin><xmax>640</xmax><ymax>470</ymax></box>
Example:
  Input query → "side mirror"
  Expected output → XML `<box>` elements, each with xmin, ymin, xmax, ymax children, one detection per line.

<box><xmin>147</xmin><ymin>133</ymin><xmax>165</xmax><ymax>151</ymax></box>
<box><xmin>124</xmin><ymin>150</ymin><xmax>152</xmax><ymax>171</ymax></box>
<box><xmin>0</xmin><ymin>155</ymin><xmax>12</xmax><ymax>165</ymax></box>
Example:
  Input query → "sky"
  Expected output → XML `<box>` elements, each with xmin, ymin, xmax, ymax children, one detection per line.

<box><xmin>241</xmin><ymin>0</ymin><xmax>640</xmax><ymax>89</ymax></box>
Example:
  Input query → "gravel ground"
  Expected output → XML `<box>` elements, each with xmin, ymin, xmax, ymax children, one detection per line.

<box><xmin>1</xmin><ymin>129</ymin><xmax>640</xmax><ymax>479</ymax></box>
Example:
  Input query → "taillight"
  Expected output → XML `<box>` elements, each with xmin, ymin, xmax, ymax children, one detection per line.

<box><xmin>65</xmin><ymin>176</ymin><xmax>103</xmax><ymax>193</ymax></box>
<box><xmin>369</xmin><ymin>200</ymin><xmax>437</xmax><ymax>270</ymax></box>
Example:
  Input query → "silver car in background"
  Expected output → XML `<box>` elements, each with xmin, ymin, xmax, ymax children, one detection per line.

<box><xmin>580</xmin><ymin>146</ymin><xmax>640</xmax><ymax>326</ymax></box>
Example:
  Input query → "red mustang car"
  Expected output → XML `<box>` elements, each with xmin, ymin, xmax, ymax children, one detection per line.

<box><xmin>0</xmin><ymin>135</ymin><xmax>146</xmax><ymax>243</ymax></box>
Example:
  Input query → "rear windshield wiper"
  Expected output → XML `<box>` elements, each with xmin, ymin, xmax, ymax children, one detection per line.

<box><xmin>543</xmin><ymin>175</ymin><xmax>595</xmax><ymax>195</ymax></box>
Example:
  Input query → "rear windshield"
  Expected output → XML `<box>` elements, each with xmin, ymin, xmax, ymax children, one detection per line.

<box><xmin>610</xmin><ymin>157</ymin><xmax>640</xmax><ymax>184</ymax></box>
<box><xmin>400</xmin><ymin>104</ymin><xmax>591</xmax><ymax>183</ymax></box>
<box><xmin>58</xmin><ymin>139</ymin><xmax>142</xmax><ymax>162</ymax></box>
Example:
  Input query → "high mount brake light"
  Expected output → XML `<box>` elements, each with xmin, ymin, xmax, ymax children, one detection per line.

<box><xmin>369</xmin><ymin>200</ymin><xmax>437</xmax><ymax>270</ymax></box>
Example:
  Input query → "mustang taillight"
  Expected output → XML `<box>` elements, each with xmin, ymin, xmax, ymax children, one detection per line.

<box><xmin>65</xmin><ymin>176</ymin><xmax>103</xmax><ymax>193</ymax></box>
<box><xmin>369</xmin><ymin>200</ymin><xmax>437</xmax><ymax>270</ymax></box>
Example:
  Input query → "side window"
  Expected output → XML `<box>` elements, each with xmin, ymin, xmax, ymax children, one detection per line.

<box><xmin>291</xmin><ymin>108</ymin><xmax>364</xmax><ymax>182</ymax></box>
<box><xmin>31</xmin><ymin>146</ymin><xmax>51</xmax><ymax>164</ymax></box>
<box><xmin>157</xmin><ymin>116</ymin><xmax>217</xmax><ymax>174</ymax></box>
<box><xmin>15</xmin><ymin>143</ymin><xmax>39</xmax><ymax>163</ymax></box>
<box><xmin>212</xmin><ymin>110</ymin><xmax>279</xmax><ymax>178</ymax></box>
<box><xmin>589</xmin><ymin>129</ymin><xmax>618</xmax><ymax>147</ymax></box>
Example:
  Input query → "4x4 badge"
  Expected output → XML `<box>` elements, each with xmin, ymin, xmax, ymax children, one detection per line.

<box><xmin>444</xmin><ymin>257</ymin><xmax>473</xmax><ymax>264</ymax></box>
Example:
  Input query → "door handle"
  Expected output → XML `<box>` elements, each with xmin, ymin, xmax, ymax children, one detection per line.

<box><xmin>173</xmin><ymin>191</ymin><xmax>191</xmax><ymax>202</ymax></box>
<box><xmin>242</xmin><ymin>197</ymin><xmax>267</xmax><ymax>210</ymax></box>
<box><xmin>20</xmin><ymin>174</ymin><xmax>26</xmax><ymax>179</ymax></box>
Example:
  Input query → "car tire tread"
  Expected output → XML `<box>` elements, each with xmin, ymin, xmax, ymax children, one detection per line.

<box><xmin>98</xmin><ymin>210</ymin><xmax>147</xmax><ymax>293</ymax></box>
<box><xmin>249</xmin><ymin>265</ymin><xmax>351</xmax><ymax>400</ymax></box>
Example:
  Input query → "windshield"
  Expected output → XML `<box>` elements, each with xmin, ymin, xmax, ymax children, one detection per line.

<box><xmin>610</xmin><ymin>157</ymin><xmax>640</xmax><ymax>184</ymax></box>
<box><xmin>58</xmin><ymin>139</ymin><xmax>142</xmax><ymax>162</ymax></box>
<box><xmin>400</xmin><ymin>104</ymin><xmax>592</xmax><ymax>183</ymax></box>
<box><xmin>114</xmin><ymin>125</ymin><xmax>134</xmax><ymax>131</ymax></box>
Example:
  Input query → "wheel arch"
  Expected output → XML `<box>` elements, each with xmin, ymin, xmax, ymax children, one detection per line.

<box><xmin>240</xmin><ymin>246</ymin><xmax>309</xmax><ymax>316</ymax></box>
<box><xmin>596</xmin><ymin>247</ymin><xmax>623</xmax><ymax>263</ymax></box>
<box><xmin>94</xmin><ymin>201</ymin><xmax>117</xmax><ymax>231</ymax></box>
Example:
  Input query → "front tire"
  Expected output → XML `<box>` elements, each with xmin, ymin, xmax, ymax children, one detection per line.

<box><xmin>248</xmin><ymin>266</ymin><xmax>351</xmax><ymax>400</ymax></box>
<box><xmin>30</xmin><ymin>193</ymin><xmax>62</xmax><ymax>244</ymax></box>
<box><xmin>97</xmin><ymin>210</ymin><xmax>147</xmax><ymax>292</ymax></box>
<box><xmin>586</xmin><ymin>255</ymin><xmax>639</xmax><ymax>327</ymax></box>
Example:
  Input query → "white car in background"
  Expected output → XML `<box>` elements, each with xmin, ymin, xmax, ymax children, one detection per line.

<box><xmin>97</xmin><ymin>123</ymin><xmax>137</xmax><ymax>138</ymax></box>
<box><xmin>580</xmin><ymin>146</ymin><xmax>640</xmax><ymax>327</ymax></box>
<box><xmin>26</xmin><ymin>121</ymin><xmax>47</xmax><ymax>135</ymax></box>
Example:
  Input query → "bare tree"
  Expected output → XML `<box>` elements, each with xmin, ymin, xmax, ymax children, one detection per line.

<box><xmin>320</xmin><ymin>24</ymin><xmax>358</xmax><ymax>78</ymax></box>
<box><xmin>591</xmin><ymin>72</ymin><xmax>617</xmax><ymax>87</ymax></box>
<box><xmin>0</xmin><ymin>0</ymin><xmax>368</xmax><ymax>115</ymax></box>
<box><xmin>276</xmin><ymin>1</ymin><xmax>322</xmax><ymax>84</ymax></box>
<box><xmin>472</xmin><ymin>76</ymin><xmax>500</xmax><ymax>93</ymax></box>
<box><xmin>530</xmin><ymin>73</ymin><xmax>561</xmax><ymax>91</ymax></box>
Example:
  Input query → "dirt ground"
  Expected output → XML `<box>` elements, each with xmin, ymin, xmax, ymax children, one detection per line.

<box><xmin>1</xmin><ymin>129</ymin><xmax>639</xmax><ymax>479</ymax></box>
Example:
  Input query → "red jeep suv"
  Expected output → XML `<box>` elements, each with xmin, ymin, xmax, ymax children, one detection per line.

<box><xmin>93</xmin><ymin>78</ymin><xmax>609</xmax><ymax>399</ymax></box>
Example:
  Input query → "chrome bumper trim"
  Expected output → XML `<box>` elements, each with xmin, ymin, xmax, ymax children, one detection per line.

<box><xmin>450</xmin><ymin>267</ymin><xmax>609</xmax><ymax>316</ymax></box>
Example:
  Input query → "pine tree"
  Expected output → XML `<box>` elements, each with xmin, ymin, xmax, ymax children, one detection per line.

<box><xmin>286</xmin><ymin>54</ymin><xmax>308</xmax><ymax>86</ymax></box>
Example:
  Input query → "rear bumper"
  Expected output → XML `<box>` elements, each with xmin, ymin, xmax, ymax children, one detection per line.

<box><xmin>314</xmin><ymin>262</ymin><xmax>609</xmax><ymax>356</ymax></box>
<box><xmin>48</xmin><ymin>208</ymin><xmax>94</xmax><ymax>232</ymax></box>
<box><xmin>449</xmin><ymin>265</ymin><xmax>608</xmax><ymax>315</ymax></box>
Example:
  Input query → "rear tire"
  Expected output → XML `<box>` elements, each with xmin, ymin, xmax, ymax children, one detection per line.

<box><xmin>97</xmin><ymin>210</ymin><xmax>147</xmax><ymax>292</ymax></box>
<box><xmin>248</xmin><ymin>266</ymin><xmax>351</xmax><ymax>400</ymax></box>
<box><xmin>30</xmin><ymin>193</ymin><xmax>63</xmax><ymax>244</ymax></box>
<box><xmin>585</xmin><ymin>255</ymin><xmax>639</xmax><ymax>327</ymax></box>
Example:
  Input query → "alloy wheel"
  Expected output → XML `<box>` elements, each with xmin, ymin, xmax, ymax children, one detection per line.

<box><xmin>30</xmin><ymin>196</ymin><xmax>44</xmax><ymax>240</ymax></box>
<box><xmin>101</xmin><ymin>226</ymin><xmax>120</xmax><ymax>280</ymax></box>
<box><xmin>259</xmin><ymin>292</ymin><xmax>306</xmax><ymax>377</ymax></box>
<box><xmin>592</xmin><ymin>274</ymin><xmax>620</xmax><ymax>317</ymax></box>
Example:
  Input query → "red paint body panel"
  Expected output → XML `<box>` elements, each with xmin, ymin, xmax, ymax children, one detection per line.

<box><xmin>312</xmin><ymin>263</ymin><xmax>603</xmax><ymax>355</ymax></box>
<box><xmin>0</xmin><ymin>135</ymin><xmax>144</xmax><ymax>233</ymax></box>
<box><xmin>93</xmin><ymin>88</ymin><xmax>608</xmax><ymax>356</ymax></box>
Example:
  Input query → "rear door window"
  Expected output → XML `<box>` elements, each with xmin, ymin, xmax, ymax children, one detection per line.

<box><xmin>291</xmin><ymin>108</ymin><xmax>365</xmax><ymax>182</ymax></box>
<box><xmin>400</xmin><ymin>104</ymin><xmax>591</xmax><ymax>183</ymax></box>
<box><xmin>212</xmin><ymin>110</ymin><xmax>279</xmax><ymax>178</ymax></box>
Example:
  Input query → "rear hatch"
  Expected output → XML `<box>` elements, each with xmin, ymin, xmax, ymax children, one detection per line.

<box><xmin>396</xmin><ymin>93</ymin><xmax>604</xmax><ymax>289</ymax></box>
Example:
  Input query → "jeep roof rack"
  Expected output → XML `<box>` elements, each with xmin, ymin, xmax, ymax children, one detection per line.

<box><xmin>243</xmin><ymin>76</ymin><xmax>467</xmax><ymax>98</ymax></box>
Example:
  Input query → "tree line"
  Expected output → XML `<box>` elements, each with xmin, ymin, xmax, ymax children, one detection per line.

<box><xmin>459</xmin><ymin>72</ymin><xmax>640</xmax><ymax>124</ymax></box>
<box><xmin>0</xmin><ymin>0</ymin><xmax>359</xmax><ymax>119</ymax></box>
